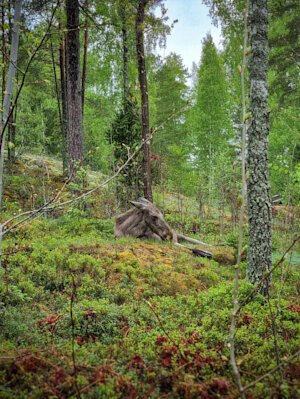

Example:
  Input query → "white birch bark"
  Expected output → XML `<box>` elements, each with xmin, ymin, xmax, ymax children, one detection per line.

<box><xmin>0</xmin><ymin>0</ymin><xmax>23</xmax><ymax>269</ymax></box>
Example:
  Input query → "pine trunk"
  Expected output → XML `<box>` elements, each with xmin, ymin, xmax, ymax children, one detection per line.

<box><xmin>59</xmin><ymin>11</ymin><xmax>69</xmax><ymax>174</ymax></box>
<box><xmin>81</xmin><ymin>0</ymin><xmax>89</xmax><ymax>116</ymax></box>
<box><xmin>247</xmin><ymin>0</ymin><xmax>272</xmax><ymax>296</ymax></box>
<box><xmin>135</xmin><ymin>0</ymin><xmax>153</xmax><ymax>202</ymax></box>
<box><xmin>65</xmin><ymin>0</ymin><xmax>83</xmax><ymax>179</ymax></box>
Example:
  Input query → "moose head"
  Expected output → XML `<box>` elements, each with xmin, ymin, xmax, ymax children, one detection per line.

<box><xmin>114</xmin><ymin>198</ymin><xmax>175</xmax><ymax>242</ymax></box>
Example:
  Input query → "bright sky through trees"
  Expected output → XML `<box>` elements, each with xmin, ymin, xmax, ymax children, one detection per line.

<box><xmin>156</xmin><ymin>0</ymin><xmax>222</xmax><ymax>72</ymax></box>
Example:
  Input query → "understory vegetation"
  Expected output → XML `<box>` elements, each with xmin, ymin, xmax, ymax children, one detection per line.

<box><xmin>0</xmin><ymin>0</ymin><xmax>299</xmax><ymax>397</ymax></box>
<box><xmin>0</xmin><ymin>161</ymin><xmax>299</xmax><ymax>399</ymax></box>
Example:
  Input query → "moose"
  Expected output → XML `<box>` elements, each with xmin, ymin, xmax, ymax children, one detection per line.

<box><xmin>114</xmin><ymin>198</ymin><xmax>212</xmax><ymax>258</ymax></box>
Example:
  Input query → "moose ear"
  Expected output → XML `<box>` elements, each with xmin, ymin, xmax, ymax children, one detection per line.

<box><xmin>130</xmin><ymin>200</ymin><xmax>144</xmax><ymax>209</ymax></box>
<box><xmin>138</xmin><ymin>198</ymin><xmax>152</xmax><ymax>205</ymax></box>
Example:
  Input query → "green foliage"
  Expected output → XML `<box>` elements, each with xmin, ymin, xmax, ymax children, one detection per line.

<box><xmin>188</xmin><ymin>34</ymin><xmax>234</xmax><ymax>171</ymax></box>
<box><xmin>269</xmin><ymin>106</ymin><xmax>300</xmax><ymax>205</ymax></box>
<box><xmin>151</xmin><ymin>53</ymin><xmax>191</xmax><ymax>191</ymax></box>
<box><xmin>1</xmin><ymin>204</ymin><xmax>299</xmax><ymax>398</ymax></box>
<box><xmin>1</xmin><ymin>1</ymin><xmax>300</xmax><ymax>396</ymax></box>
<box><xmin>106</xmin><ymin>97</ymin><xmax>142</xmax><ymax>200</ymax></box>
<box><xmin>269</xmin><ymin>0</ymin><xmax>300</xmax><ymax>107</ymax></box>
<box><xmin>225</xmin><ymin>227</ymin><xmax>248</xmax><ymax>249</ymax></box>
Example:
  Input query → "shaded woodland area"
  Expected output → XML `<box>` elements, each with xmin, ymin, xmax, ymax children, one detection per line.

<box><xmin>0</xmin><ymin>0</ymin><xmax>299</xmax><ymax>398</ymax></box>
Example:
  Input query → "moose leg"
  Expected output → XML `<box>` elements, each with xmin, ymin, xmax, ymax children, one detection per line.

<box><xmin>176</xmin><ymin>233</ymin><xmax>212</xmax><ymax>247</ymax></box>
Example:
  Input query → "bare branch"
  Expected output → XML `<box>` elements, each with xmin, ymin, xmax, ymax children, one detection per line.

<box><xmin>0</xmin><ymin>344</ymin><xmax>64</xmax><ymax>360</ymax></box>
<box><xmin>236</xmin><ymin>235</ymin><xmax>300</xmax><ymax>315</ymax></box>
<box><xmin>1</xmin><ymin>104</ymin><xmax>190</xmax><ymax>241</ymax></box>
<box><xmin>266</xmin><ymin>290</ymin><xmax>284</xmax><ymax>382</ymax></box>
<box><xmin>0</xmin><ymin>48</ymin><xmax>25</xmax><ymax>75</ymax></box>
<box><xmin>0</xmin><ymin>2</ymin><xmax>59</xmax><ymax>153</ymax></box>
<box><xmin>242</xmin><ymin>350</ymin><xmax>300</xmax><ymax>393</ymax></box>
<box><xmin>229</xmin><ymin>4</ymin><xmax>248</xmax><ymax>398</ymax></box>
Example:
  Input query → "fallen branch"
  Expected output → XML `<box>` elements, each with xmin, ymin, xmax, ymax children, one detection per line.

<box><xmin>241</xmin><ymin>350</ymin><xmax>300</xmax><ymax>393</ymax></box>
<box><xmin>0</xmin><ymin>344</ymin><xmax>64</xmax><ymax>361</ymax></box>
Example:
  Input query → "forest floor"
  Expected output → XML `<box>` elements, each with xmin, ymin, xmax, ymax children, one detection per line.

<box><xmin>0</xmin><ymin>155</ymin><xmax>299</xmax><ymax>398</ymax></box>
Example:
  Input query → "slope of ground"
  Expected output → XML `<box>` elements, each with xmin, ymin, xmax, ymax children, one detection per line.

<box><xmin>0</xmin><ymin>155</ymin><xmax>299</xmax><ymax>398</ymax></box>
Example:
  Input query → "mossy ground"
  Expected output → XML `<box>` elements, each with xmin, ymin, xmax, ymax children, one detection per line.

<box><xmin>0</xmin><ymin>159</ymin><xmax>299</xmax><ymax>398</ymax></box>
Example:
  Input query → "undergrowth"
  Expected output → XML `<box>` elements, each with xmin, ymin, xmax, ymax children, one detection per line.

<box><xmin>0</xmin><ymin>162</ymin><xmax>299</xmax><ymax>398</ymax></box>
<box><xmin>0</xmin><ymin>214</ymin><xmax>299</xmax><ymax>399</ymax></box>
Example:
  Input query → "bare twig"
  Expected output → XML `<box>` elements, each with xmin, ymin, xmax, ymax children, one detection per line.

<box><xmin>0</xmin><ymin>344</ymin><xmax>64</xmax><ymax>360</ymax></box>
<box><xmin>236</xmin><ymin>236</ymin><xmax>300</xmax><ymax>316</ymax></box>
<box><xmin>1</xmin><ymin>104</ymin><xmax>190</xmax><ymax>239</ymax></box>
<box><xmin>241</xmin><ymin>350</ymin><xmax>300</xmax><ymax>392</ymax></box>
<box><xmin>68</xmin><ymin>267</ymin><xmax>82</xmax><ymax>399</ymax></box>
<box><xmin>143</xmin><ymin>298</ymin><xmax>187</xmax><ymax>360</ymax></box>
<box><xmin>0</xmin><ymin>48</ymin><xmax>25</xmax><ymax>75</ymax></box>
<box><xmin>229</xmin><ymin>4</ymin><xmax>248</xmax><ymax>398</ymax></box>
<box><xmin>0</xmin><ymin>3</ymin><xmax>59</xmax><ymax>152</ymax></box>
<box><xmin>1</xmin><ymin>171</ymin><xmax>73</xmax><ymax>237</ymax></box>
<box><xmin>49</xmin><ymin>39</ymin><xmax>63</xmax><ymax>133</ymax></box>
<box><xmin>266</xmin><ymin>291</ymin><xmax>284</xmax><ymax>382</ymax></box>
<box><xmin>0</xmin><ymin>245</ymin><xmax>30</xmax><ymax>257</ymax></box>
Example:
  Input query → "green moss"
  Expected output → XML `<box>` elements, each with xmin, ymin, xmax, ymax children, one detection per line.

<box><xmin>1</xmin><ymin>192</ymin><xmax>299</xmax><ymax>398</ymax></box>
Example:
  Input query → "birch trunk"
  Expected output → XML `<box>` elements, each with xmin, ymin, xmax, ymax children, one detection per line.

<box><xmin>0</xmin><ymin>0</ymin><xmax>22</xmax><ymax>268</ymax></box>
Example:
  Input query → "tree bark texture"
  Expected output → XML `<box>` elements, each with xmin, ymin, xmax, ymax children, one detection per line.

<box><xmin>7</xmin><ymin>104</ymin><xmax>16</xmax><ymax>171</ymax></box>
<box><xmin>247</xmin><ymin>0</ymin><xmax>272</xmax><ymax>296</ymax></box>
<box><xmin>65</xmin><ymin>0</ymin><xmax>83</xmax><ymax>179</ymax></box>
<box><xmin>0</xmin><ymin>0</ymin><xmax>22</xmax><ymax>270</ymax></box>
<box><xmin>120</xmin><ymin>5</ymin><xmax>129</xmax><ymax>101</ymax></box>
<box><xmin>0</xmin><ymin>0</ymin><xmax>22</xmax><ymax>206</ymax></box>
<box><xmin>81</xmin><ymin>0</ymin><xmax>89</xmax><ymax>116</ymax></box>
<box><xmin>59</xmin><ymin>17</ymin><xmax>69</xmax><ymax>173</ymax></box>
<box><xmin>135</xmin><ymin>0</ymin><xmax>153</xmax><ymax>202</ymax></box>
<box><xmin>1</xmin><ymin>3</ymin><xmax>6</xmax><ymax>108</ymax></box>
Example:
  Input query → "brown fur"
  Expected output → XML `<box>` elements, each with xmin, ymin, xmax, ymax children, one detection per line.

<box><xmin>114</xmin><ymin>198</ymin><xmax>212</xmax><ymax>258</ymax></box>
<box><xmin>114</xmin><ymin>198</ymin><xmax>175</xmax><ymax>242</ymax></box>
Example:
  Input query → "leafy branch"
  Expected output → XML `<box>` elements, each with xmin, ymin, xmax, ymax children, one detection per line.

<box><xmin>0</xmin><ymin>103</ymin><xmax>190</xmax><ymax>242</ymax></box>
<box><xmin>0</xmin><ymin>2</ymin><xmax>59</xmax><ymax>153</ymax></box>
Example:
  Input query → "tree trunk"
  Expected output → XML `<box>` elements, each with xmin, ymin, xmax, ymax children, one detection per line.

<box><xmin>120</xmin><ymin>5</ymin><xmax>129</xmax><ymax>102</ymax></box>
<box><xmin>65</xmin><ymin>0</ymin><xmax>84</xmax><ymax>180</ymax></box>
<box><xmin>81</xmin><ymin>0</ymin><xmax>89</xmax><ymax>116</ymax></box>
<box><xmin>0</xmin><ymin>0</ymin><xmax>22</xmax><ymax>270</ymax></box>
<box><xmin>59</xmin><ymin>16</ymin><xmax>69</xmax><ymax>173</ymax></box>
<box><xmin>135</xmin><ymin>0</ymin><xmax>153</xmax><ymax>202</ymax></box>
<box><xmin>0</xmin><ymin>0</ymin><xmax>22</xmax><ymax>206</ymax></box>
<box><xmin>7</xmin><ymin>104</ymin><xmax>16</xmax><ymax>173</ymax></box>
<box><xmin>1</xmin><ymin>3</ymin><xmax>6</xmax><ymax>109</ymax></box>
<box><xmin>246</xmin><ymin>0</ymin><xmax>272</xmax><ymax>296</ymax></box>
<box><xmin>50</xmin><ymin>38</ymin><xmax>65</xmax><ymax>170</ymax></box>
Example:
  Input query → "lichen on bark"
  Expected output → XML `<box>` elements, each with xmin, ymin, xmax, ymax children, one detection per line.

<box><xmin>246</xmin><ymin>0</ymin><xmax>272</xmax><ymax>296</ymax></box>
